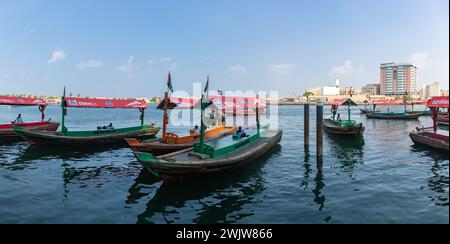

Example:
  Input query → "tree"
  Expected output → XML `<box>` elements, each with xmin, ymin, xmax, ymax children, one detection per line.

<box><xmin>303</xmin><ymin>91</ymin><xmax>314</xmax><ymax>101</ymax></box>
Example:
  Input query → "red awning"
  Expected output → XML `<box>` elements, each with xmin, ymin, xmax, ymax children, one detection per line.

<box><xmin>65</xmin><ymin>97</ymin><xmax>147</xmax><ymax>109</ymax></box>
<box><xmin>208</xmin><ymin>95</ymin><xmax>266</xmax><ymax>110</ymax></box>
<box><xmin>371</xmin><ymin>99</ymin><xmax>405</xmax><ymax>105</ymax></box>
<box><xmin>427</xmin><ymin>96</ymin><xmax>449</xmax><ymax>108</ymax></box>
<box><xmin>157</xmin><ymin>97</ymin><xmax>200</xmax><ymax>110</ymax></box>
<box><xmin>328</xmin><ymin>99</ymin><xmax>357</xmax><ymax>106</ymax></box>
<box><xmin>0</xmin><ymin>96</ymin><xmax>47</xmax><ymax>106</ymax></box>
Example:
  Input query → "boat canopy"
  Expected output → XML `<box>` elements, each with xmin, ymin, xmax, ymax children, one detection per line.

<box><xmin>427</xmin><ymin>96</ymin><xmax>449</xmax><ymax>109</ymax></box>
<box><xmin>371</xmin><ymin>99</ymin><xmax>404</xmax><ymax>105</ymax></box>
<box><xmin>64</xmin><ymin>97</ymin><xmax>147</xmax><ymax>109</ymax></box>
<box><xmin>157</xmin><ymin>97</ymin><xmax>200</xmax><ymax>110</ymax></box>
<box><xmin>328</xmin><ymin>99</ymin><xmax>357</xmax><ymax>106</ymax></box>
<box><xmin>157</xmin><ymin>96</ymin><xmax>266</xmax><ymax>110</ymax></box>
<box><xmin>209</xmin><ymin>95</ymin><xmax>266</xmax><ymax>110</ymax></box>
<box><xmin>0</xmin><ymin>96</ymin><xmax>47</xmax><ymax>106</ymax></box>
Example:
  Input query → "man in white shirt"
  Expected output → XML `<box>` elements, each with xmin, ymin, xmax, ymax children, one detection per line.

<box><xmin>12</xmin><ymin>114</ymin><xmax>23</xmax><ymax>124</ymax></box>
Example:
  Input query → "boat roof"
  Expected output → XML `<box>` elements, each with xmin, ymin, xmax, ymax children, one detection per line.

<box><xmin>157</xmin><ymin>97</ymin><xmax>200</xmax><ymax>110</ymax></box>
<box><xmin>371</xmin><ymin>99</ymin><xmax>405</xmax><ymax>105</ymax></box>
<box><xmin>0</xmin><ymin>96</ymin><xmax>47</xmax><ymax>106</ymax></box>
<box><xmin>64</xmin><ymin>97</ymin><xmax>147</xmax><ymax>109</ymax></box>
<box><xmin>157</xmin><ymin>95</ymin><xmax>266</xmax><ymax>110</ymax></box>
<box><xmin>328</xmin><ymin>98</ymin><xmax>357</xmax><ymax>106</ymax></box>
<box><xmin>427</xmin><ymin>96</ymin><xmax>449</xmax><ymax>109</ymax></box>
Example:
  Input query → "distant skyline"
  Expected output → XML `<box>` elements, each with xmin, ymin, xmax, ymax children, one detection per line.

<box><xmin>0</xmin><ymin>0</ymin><xmax>448</xmax><ymax>97</ymax></box>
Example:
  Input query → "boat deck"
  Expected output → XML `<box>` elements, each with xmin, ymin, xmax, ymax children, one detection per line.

<box><xmin>161</xmin><ymin>129</ymin><xmax>278</xmax><ymax>163</ymax></box>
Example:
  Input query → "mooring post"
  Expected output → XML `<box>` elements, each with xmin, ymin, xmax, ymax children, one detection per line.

<box><xmin>304</xmin><ymin>103</ymin><xmax>310</xmax><ymax>148</ymax></box>
<box><xmin>316</xmin><ymin>102</ymin><xmax>323</xmax><ymax>160</ymax></box>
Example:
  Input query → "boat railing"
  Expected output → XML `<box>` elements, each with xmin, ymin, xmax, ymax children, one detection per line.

<box><xmin>337</xmin><ymin>120</ymin><xmax>357</xmax><ymax>127</ymax></box>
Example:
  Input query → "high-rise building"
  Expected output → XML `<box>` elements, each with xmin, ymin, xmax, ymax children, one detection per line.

<box><xmin>380</xmin><ymin>63</ymin><xmax>418</xmax><ymax>95</ymax></box>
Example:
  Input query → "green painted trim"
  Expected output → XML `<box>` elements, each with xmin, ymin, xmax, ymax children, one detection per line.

<box><xmin>59</xmin><ymin>125</ymin><xmax>157</xmax><ymax>137</ymax></box>
<box><xmin>193</xmin><ymin>129</ymin><xmax>266</xmax><ymax>158</ymax></box>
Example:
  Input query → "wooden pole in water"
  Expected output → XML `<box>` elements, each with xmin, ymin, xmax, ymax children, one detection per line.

<box><xmin>304</xmin><ymin>103</ymin><xmax>309</xmax><ymax>147</ymax></box>
<box><xmin>316</xmin><ymin>102</ymin><xmax>323</xmax><ymax>160</ymax></box>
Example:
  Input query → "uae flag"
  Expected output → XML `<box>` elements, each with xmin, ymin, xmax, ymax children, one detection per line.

<box><xmin>167</xmin><ymin>71</ymin><xmax>173</xmax><ymax>93</ymax></box>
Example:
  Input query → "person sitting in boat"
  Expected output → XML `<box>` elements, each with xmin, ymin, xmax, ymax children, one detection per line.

<box><xmin>336</xmin><ymin>113</ymin><xmax>341</xmax><ymax>122</ymax></box>
<box><xmin>106</xmin><ymin>123</ymin><xmax>114</xmax><ymax>130</ymax></box>
<box><xmin>190</xmin><ymin>125</ymin><xmax>199</xmax><ymax>136</ymax></box>
<box><xmin>12</xmin><ymin>114</ymin><xmax>23</xmax><ymax>124</ymax></box>
<box><xmin>234</xmin><ymin>126</ymin><xmax>248</xmax><ymax>138</ymax></box>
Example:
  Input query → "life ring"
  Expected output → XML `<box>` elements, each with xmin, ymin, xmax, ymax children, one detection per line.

<box><xmin>331</xmin><ymin>106</ymin><xmax>337</xmax><ymax>114</ymax></box>
<box><xmin>38</xmin><ymin>105</ymin><xmax>46</xmax><ymax>112</ymax></box>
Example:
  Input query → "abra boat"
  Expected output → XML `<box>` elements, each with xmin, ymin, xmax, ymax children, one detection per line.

<box><xmin>366</xmin><ymin>100</ymin><xmax>421</xmax><ymax>119</ymax></box>
<box><xmin>126</xmin><ymin>73</ymin><xmax>236</xmax><ymax>155</ymax></box>
<box><xmin>133</xmin><ymin>79</ymin><xmax>282</xmax><ymax>181</ymax></box>
<box><xmin>360</xmin><ymin>101</ymin><xmax>380</xmax><ymax>114</ymax></box>
<box><xmin>409</xmin><ymin>96</ymin><xmax>449</xmax><ymax>151</ymax></box>
<box><xmin>14</xmin><ymin>88</ymin><xmax>159</xmax><ymax>146</ymax></box>
<box><xmin>0</xmin><ymin>96</ymin><xmax>59</xmax><ymax>141</ymax></box>
<box><xmin>324</xmin><ymin>99</ymin><xmax>364</xmax><ymax>138</ymax></box>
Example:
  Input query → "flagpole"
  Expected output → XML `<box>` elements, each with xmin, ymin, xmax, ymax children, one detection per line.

<box><xmin>61</xmin><ymin>86</ymin><xmax>66</xmax><ymax>134</ymax></box>
<box><xmin>162</xmin><ymin>71</ymin><xmax>170</xmax><ymax>142</ymax></box>
<box><xmin>199</xmin><ymin>76</ymin><xmax>209</xmax><ymax>158</ymax></box>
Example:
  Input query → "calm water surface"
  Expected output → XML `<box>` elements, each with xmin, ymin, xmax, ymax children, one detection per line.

<box><xmin>0</xmin><ymin>104</ymin><xmax>448</xmax><ymax>223</ymax></box>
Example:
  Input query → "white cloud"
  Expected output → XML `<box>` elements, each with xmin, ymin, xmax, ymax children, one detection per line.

<box><xmin>409</xmin><ymin>52</ymin><xmax>430</xmax><ymax>69</ymax></box>
<box><xmin>48</xmin><ymin>49</ymin><xmax>66</xmax><ymax>64</ymax></box>
<box><xmin>77</xmin><ymin>60</ymin><xmax>103</xmax><ymax>69</ymax></box>
<box><xmin>116</xmin><ymin>56</ymin><xmax>135</xmax><ymax>73</ymax></box>
<box><xmin>329</xmin><ymin>60</ymin><xmax>365</xmax><ymax>79</ymax></box>
<box><xmin>268</xmin><ymin>64</ymin><xmax>295</xmax><ymax>74</ymax></box>
<box><xmin>148</xmin><ymin>57</ymin><xmax>172</xmax><ymax>64</ymax></box>
<box><xmin>229</xmin><ymin>65</ymin><xmax>247</xmax><ymax>74</ymax></box>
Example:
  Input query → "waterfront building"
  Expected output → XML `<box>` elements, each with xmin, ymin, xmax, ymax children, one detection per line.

<box><xmin>361</xmin><ymin>84</ymin><xmax>381</xmax><ymax>95</ymax></box>
<box><xmin>380</xmin><ymin>62</ymin><xmax>418</xmax><ymax>95</ymax></box>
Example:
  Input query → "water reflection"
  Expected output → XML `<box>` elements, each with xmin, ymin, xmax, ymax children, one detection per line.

<box><xmin>131</xmin><ymin>146</ymin><xmax>281</xmax><ymax>224</ymax></box>
<box><xmin>327</xmin><ymin>135</ymin><xmax>365</xmax><ymax>179</ymax></box>
<box><xmin>411</xmin><ymin>146</ymin><xmax>449</xmax><ymax>207</ymax></box>
<box><xmin>301</xmin><ymin>147</ymin><xmax>330</xmax><ymax>222</ymax></box>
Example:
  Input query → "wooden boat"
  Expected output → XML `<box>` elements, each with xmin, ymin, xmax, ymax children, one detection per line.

<box><xmin>132</xmin><ymin>78</ymin><xmax>282</xmax><ymax>181</ymax></box>
<box><xmin>134</xmin><ymin>128</ymin><xmax>282</xmax><ymax>181</ymax></box>
<box><xmin>0</xmin><ymin>96</ymin><xmax>59</xmax><ymax>141</ymax></box>
<box><xmin>366</xmin><ymin>98</ymin><xmax>422</xmax><ymax>119</ymax></box>
<box><xmin>409</xmin><ymin>96</ymin><xmax>449</xmax><ymax>151</ymax></box>
<box><xmin>13</xmin><ymin>88</ymin><xmax>159</xmax><ymax>146</ymax></box>
<box><xmin>366</xmin><ymin>112</ymin><xmax>421</xmax><ymax>119</ymax></box>
<box><xmin>407</xmin><ymin>110</ymin><xmax>432</xmax><ymax>116</ymax></box>
<box><xmin>360</xmin><ymin>108</ymin><xmax>380</xmax><ymax>114</ymax></box>
<box><xmin>324</xmin><ymin>99</ymin><xmax>364</xmax><ymax>138</ymax></box>
<box><xmin>128</xmin><ymin>74</ymin><xmax>237</xmax><ymax>155</ymax></box>
<box><xmin>126</xmin><ymin>126</ymin><xmax>236</xmax><ymax>155</ymax></box>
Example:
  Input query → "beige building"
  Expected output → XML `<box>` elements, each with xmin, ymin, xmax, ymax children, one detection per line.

<box><xmin>420</xmin><ymin>82</ymin><xmax>441</xmax><ymax>99</ymax></box>
<box><xmin>361</xmin><ymin>84</ymin><xmax>381</xmax><ymax>95</ymax></box>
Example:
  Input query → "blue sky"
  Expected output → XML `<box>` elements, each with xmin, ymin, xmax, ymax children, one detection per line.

<box><xmin>0</xmin><ymin>0</ymin><xmax>448</xmax><ymax>97</ymax></box>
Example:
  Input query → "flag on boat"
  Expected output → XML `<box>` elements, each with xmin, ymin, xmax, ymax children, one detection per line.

<box><xmin>201</xmin><ymin>76</ymin><xmax>211</xmax><ymax>109</ymax></box>
<box><xmin>167</xmin><ymin>71</ymin><xmax>173</xmax><ymax>93</ymax></box>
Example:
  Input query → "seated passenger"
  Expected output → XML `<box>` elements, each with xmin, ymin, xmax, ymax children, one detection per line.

<box><xmin>12</xmin><ymin>114</ymin><xmax>24</xmax><ymax>124</ymax></box>
<box><xmin>190</xmin><ymin>125</ymin><xmax>199</xmax><ymax>135</ymax></box>
<box><xmin>336</xmin><ymin>113</ymin><xmax>341</xmax><ymax>122</ymax></box>
<box><xmin>106</xmin><ymin>123</ymin><xmax>114</xmax><ymax>130</ymax></box>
